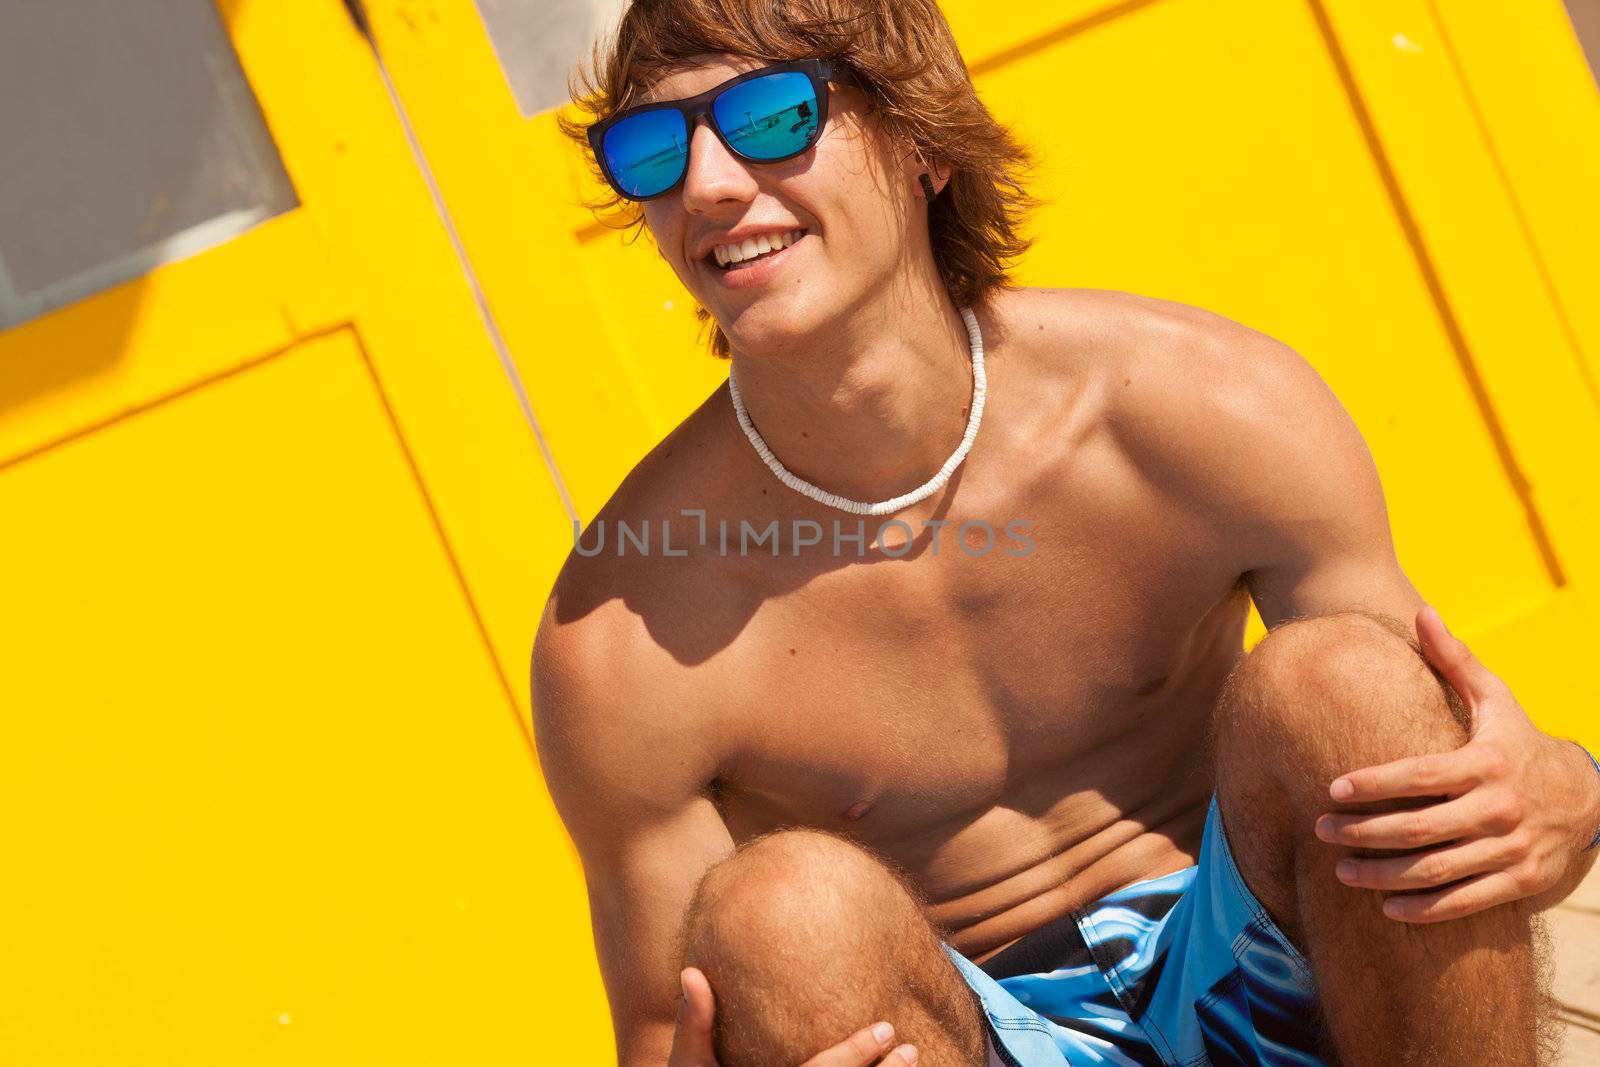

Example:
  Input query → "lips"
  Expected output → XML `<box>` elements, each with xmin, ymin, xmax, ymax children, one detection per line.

<box><xmin>705</xmin><ymin>231</ymin><xmax>808</xmax><ymax>290</ymax></box>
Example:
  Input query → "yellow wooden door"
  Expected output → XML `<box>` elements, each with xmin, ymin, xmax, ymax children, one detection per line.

<box><xmin>7</xmin><ymin>2</ymin><xmax>1594</xmax><ymax>1064</ymax></box>
<box><xmin>0</xmin><ymin>1</ymin><xmax>591</xmax><ymax>1063</ymax></box>
<box><xmin>363</xmin><ymin>0</ymin><xmax>1600</xmax><ymax>1055</ymax></box>
<box><xmin>359</xmin><ymin>0</ymin><xmax>1600</xmax><ymax>1058</ymax></box>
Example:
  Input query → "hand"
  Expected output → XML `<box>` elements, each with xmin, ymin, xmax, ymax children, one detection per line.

<box><xmin>669</xmin><ymin>966</ymin><xmax>920</xmax><ymax>1067</ymax></box>
<box><xmin>1312</xmin><ymin>604</ymin><xmax>1600</xmax><ymax>923</ymax></box>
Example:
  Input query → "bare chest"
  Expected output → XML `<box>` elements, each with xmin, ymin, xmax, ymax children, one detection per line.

<box><xmin>708</xmin><ymin>451</ymin><xmax>1248</xmax><ymax>854</ymax></box>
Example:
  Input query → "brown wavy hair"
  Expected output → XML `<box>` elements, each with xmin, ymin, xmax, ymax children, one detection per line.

<box><xmin>557</xmin><ymin>0</ymin><xmax>1042</xmax><ymax>360</ymax></box>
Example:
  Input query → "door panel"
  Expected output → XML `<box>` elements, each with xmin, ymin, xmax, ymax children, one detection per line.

<box><xmin>0</xmin><ymin>2</ymin><xmax>590</xmax><ymax>1062</ymax></box>
<box><xmin>0</xmin><ymin>330</ymin><xmax>605</xmax><ymax>1063</ymax></box>
<box><xmin>0</xmin><ymin>212</ymin><xmax>339</xmax><ymax>465</ymax></box>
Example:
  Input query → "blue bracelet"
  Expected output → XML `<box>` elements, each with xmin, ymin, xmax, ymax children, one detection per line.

<box><xmin>1577</xmin><ymin>742</ymin><xmax>1600</xmax><ymax>852</ymax></box>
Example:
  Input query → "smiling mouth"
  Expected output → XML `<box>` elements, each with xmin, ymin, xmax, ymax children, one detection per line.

<box><xmin>707</xmin><ymin>230</ymin><xmax>806</xmax><ymax>273</ymax></box>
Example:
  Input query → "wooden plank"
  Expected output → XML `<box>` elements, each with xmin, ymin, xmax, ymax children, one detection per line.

<box><xmin>1553</xmin><ymin>864</ymin><xmax>1600</xmax><ymax>1062</ymax></box>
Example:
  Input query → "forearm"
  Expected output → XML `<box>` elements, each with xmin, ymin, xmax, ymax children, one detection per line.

<box><xmin>1527</xmin><ymin>738</ymin><xmax>1600</xmax><ymax>913</ymax></box>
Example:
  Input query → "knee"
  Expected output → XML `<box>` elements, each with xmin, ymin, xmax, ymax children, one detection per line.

<box><xmin>681</xmin><ymin>830</ymin><xmax>982</xmax><ymax>1066</ymax></box>
<box><xmin>1216</xmin><ymin>611</ymin><xmax>1469</xmax><ymax>787</ymax></box>
<box><xmin>682</xmin><ymin>828</ymin><xmax>928</xmax><ymax>982</ymax></box>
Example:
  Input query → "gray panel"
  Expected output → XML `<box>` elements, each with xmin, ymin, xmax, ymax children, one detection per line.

<box><xmin>0</xmin><ymin>0</ymin><xmax>298</xmax><ymax>328</ymax></box>
<box><xmin>473</xmin><ymin>0</ymin><xmax>629</xmax><ymax>118</ymax></box>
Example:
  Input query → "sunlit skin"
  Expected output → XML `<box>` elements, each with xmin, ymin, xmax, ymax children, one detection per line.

<box><xmin>537</xmin><ymin>52</ymin><xmax>1600</xmax><ymax>1067</ymax></box>
<box><xmin>640</xmin><ymin>55</ymin><xmax>976</xmax><ymax>507</ymax></box>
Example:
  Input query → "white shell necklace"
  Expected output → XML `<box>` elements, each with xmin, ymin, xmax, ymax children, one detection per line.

<box><xmin>727</xmin><ymin>305</ymin><xmax>986</xmax><ymax>516</ymax></box>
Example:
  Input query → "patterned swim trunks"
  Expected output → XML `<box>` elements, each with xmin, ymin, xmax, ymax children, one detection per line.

<box><xmin>943</xmin><ymin>794</ymin><xmax>1332</xmax><ymax>1065</ymax></box>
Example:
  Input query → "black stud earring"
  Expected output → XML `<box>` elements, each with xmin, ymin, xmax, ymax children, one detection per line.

<box><xmin>919</xmin><ymin>172</ymin><xmax>938</xmax><ymax>202</ymax></box>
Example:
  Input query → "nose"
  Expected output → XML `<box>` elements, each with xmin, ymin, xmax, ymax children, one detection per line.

<box><xmin>680</xmin><ymin>116</ymin><xmax>758</xmax><ymax>213</ymax></box>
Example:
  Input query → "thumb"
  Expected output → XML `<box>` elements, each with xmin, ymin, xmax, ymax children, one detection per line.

<box><xmin>1416</xmin><ymin>604</ymin><xmax>1498</xmax><ymax>713</ymax></box>
<box><xmin>674</xmin><ymin>967</ymin><xmax>719</xmax><ymax>1064</ymax></box>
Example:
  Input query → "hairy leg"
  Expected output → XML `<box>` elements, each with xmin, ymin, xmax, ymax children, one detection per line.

<box><xmin>1214</xmin><ymin>611</ymin><xmax>1558</xmax><ymax>1066</ymax></box>
<box><xmin>680</xmin><ymin>827</ymin><xmax>989</xmax><ymax>1067</ymax></box>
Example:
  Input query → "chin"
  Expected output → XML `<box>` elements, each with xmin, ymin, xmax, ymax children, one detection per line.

<box><xmin>720</xmin><ymin>300</ymin><xmax>819</xmax><ymax>356</ymax></box>
<box><xmin>723</xmin><ymin>287</ymin><xmax>870</xmax><ymax>358</ymax></box>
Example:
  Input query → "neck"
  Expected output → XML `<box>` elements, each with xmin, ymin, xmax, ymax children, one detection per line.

<box><xmin>726</xmin><ymin>285</ymin><xmax>978</xmax><ymax>505</ymax></box>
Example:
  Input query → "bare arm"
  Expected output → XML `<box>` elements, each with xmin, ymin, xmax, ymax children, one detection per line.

<box><xmin>1106</xmin><ymin>302</ymin><xmax>1425</xmax><ymax>629</ymax></box>
<box><xmin>532</xmin><ymin>597</ymin><xmax>734</xmax><ymax>1067</ymax></box>
<box><xmin>1114</xmin><ymin>301</ymin><xmax>1600</xmax><ymax>918</ymax></box>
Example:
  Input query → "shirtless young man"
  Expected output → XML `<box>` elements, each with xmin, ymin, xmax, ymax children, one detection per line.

<box><xmin>535</xmin><ymin>3</ymin><xmax>1600</xmax><ymax>1065</ymax></box>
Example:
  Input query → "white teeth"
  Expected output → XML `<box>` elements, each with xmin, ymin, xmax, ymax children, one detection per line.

<box><xmin>711</xmin><ymin>229</ymin><xmax>805</xmax><ymax>267</ymax></box>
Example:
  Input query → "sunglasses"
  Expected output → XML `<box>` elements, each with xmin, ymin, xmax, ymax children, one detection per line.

<box><xmin>588</xmin><ymin>59</ymin><xmax>853</xmax><ymax>202</ymax></box>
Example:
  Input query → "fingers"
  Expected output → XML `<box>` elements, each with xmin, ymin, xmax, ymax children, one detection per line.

<box><xmin>1378</xmin><ymin>869</ymin><xmax>1527</xmax><ymax>923</ymax></box>
<box><xmin>1332</xmin><ymin>834</ymin><xmax>1523</xmax><ymax>892</ymax></box>
<box><xmin>1328</xmin><ymin>747</ymin><xmax>1483</xmax><ymax>804</ymax></box>
<box><xmin>1315</xmin><ymin>792</ymin><xmax>1515</xmax><ymax>850</ymax></box>
<box><xmin>1415</xmin><ymin>605</ymin><xmax>1507</xmax><ymax>710</ymax></box>
<box><xmin>799</xmin><ymin>1020</ymin><xmax>917</xmax><ymax>1067</ymax></box>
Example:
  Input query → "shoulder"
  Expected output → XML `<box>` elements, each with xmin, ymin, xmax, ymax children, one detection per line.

<box><xmin>1119</xmin><ymin>295</ymin><xmax>1320</xmax><ymax>427</ymax></box>
<box><xmin>531</xmin><ymin>393</ymin><xmax>742</xmax><ymax>815</ymax></box>
<box><xmin>1021</xmin><ymin>288</ymin><xmax>1356</xmax><ymax>493</ymax></box>
<box><xmin>532</xmin><ymin>571</ymin><xmax>730</xmax><ymax>835</ymax></box>
<box><xmin>1030</xmin><ymin>289</ymin><xmax>1390</xmax><ymax>568</ymax></box>
<box><xmin>999</xmin><ymin>286</ymin><xmax>1313</xmax><ymax>407</ymax></box>
<box><xmin>1002</xmin><ymin>286</ymin><xmax>1378</xmax><ymax>531</ymax></box>
<box><xmin>541</xmin><ymin>376</ymin><xmax>741</xmax><ymax>629</ymax></box>
<box><xmin>983</xmin><ymin>284</ymin><xmax>1306</xmax><ymax>398</ymax></box>
<box><xmin>987</xmin><ymin>284</ymin><xmax>1338</xmax><ymax>454</ymax></box>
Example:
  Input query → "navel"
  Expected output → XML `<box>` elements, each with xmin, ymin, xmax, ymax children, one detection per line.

<box><xmin>1135</xmin><ymin>675</ymin><xmax>1168</xmax><ymax>696</ymax></box>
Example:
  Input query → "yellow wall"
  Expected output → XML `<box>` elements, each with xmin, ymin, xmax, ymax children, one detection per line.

<box><xmin>1</xmin><ymin>1</ymin><xmax>1596</xmax><ymax>1062</ymax></box>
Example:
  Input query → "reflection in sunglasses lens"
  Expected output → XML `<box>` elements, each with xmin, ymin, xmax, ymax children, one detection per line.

<box><xmin>603</xmin><ymin>108</ymin><xmax>690</xmax><ymax>199</ymax></box>
<box><xmin>712</xmin><ymin>72</ymin><xmax>820</xmax><ymax>161</ymax></box>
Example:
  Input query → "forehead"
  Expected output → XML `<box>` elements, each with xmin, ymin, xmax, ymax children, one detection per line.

<box><xmin>634</xmin><ymin>54</ymin><xmax>770</xmax><ymax>106</ymax></box>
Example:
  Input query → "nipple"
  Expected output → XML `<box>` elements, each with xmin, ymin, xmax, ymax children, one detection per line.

<box><xmin>841</xmin><ymin>800</ymin><xmax>875</xmax><ymax>821</ymax></box>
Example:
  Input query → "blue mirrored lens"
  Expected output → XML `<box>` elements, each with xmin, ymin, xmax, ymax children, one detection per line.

<box><xmin>712</xmin><ymin>71</ymin><xmax>819</xmax><ymax>161</ymax></box>
<box><xmin>602</xmin><ymin>108</ymin><xmax>689</xmax><ymax>198</ymax></box>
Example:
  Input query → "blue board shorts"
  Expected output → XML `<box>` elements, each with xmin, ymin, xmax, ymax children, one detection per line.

<box><xmin>942</xmin><ymin>794</ymin><xmax>1331</xmax><ymax>1066</ymax></box>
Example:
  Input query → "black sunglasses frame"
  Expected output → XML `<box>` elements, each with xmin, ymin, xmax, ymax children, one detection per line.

<box><xmin>587</xmin><ymin>59</ymin><xmax>853</xmax><ymax>203</ymax></box>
